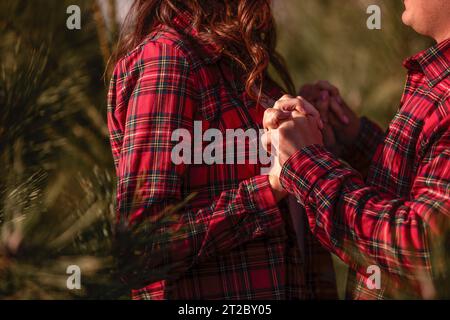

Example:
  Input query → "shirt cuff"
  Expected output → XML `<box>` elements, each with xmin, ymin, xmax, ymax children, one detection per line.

<box><xmin>243</xmin><ymin>175</ymin><xmax>283</xmax><ymax>232</ymax></box>
<box><xmin>279</xmin><ymin>145</ymin><xmax>343</xmax><ymax>206</ymax></box>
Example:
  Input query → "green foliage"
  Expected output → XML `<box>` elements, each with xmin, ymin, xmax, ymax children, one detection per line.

<box><xmin>0</xmin><ymin>0</ymin><xmax>447</xmax><ymax>300</ymax></box>
<box><xmin>0</xmin><ymin>0</ymin><xmax>118</xmax><ymax>299</ymax></box>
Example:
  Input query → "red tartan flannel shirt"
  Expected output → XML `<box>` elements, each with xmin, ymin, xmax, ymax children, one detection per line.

<box><xmin>280</xmin><ymin>39</ymin><xmax>450</xmax><ymax>300</ymax></box>
<box><xmin>107</xmin><ymin>12</ymin><xmax>336</xmax><ymax>300</ymax></box>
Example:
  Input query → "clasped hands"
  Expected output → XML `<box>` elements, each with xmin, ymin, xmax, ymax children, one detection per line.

<box><xmin>262</xmin><ymin>81</ymin><xmax>361</xmax><ymax>201</ymax></box>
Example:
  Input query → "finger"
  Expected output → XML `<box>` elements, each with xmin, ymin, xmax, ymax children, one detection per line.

<box><xmin>278</xmin><ymin>94</ymin><xmax>294</xmax><ymax>102</ymax></box>
<box><xmin>299</xmin><ymin>84</ymin><xmax>314</xmax><ymax>96</ymax></box>
<box><xmin>273</xmin><ymin>97</ymin><xmax>324</xmax><ymax>130</ymax></box>
<box><xmin>299</xmin><ymin>84</ymin><xmax>321</xmax><ymax>102</ymax></box>
<box><xmin>273</xmin><ymin>98</ymin><xmax>298</xmax><ymax>112</ymax></box>
<box><xmin>330</xmin><ymin>97</ymin><xmax>350</xmax><ymax>125</ymax></box>
<box><xmin>296</xmin><ymin>96</ymin><xmax>324</xmax><ymax>130</ymax></box>
<box><xmin>274</xmin><ymin>96</ymin><xmax>318</xmax><ymax>118</ymax></box>
<box><xmin>263</xmin><ymin>108</ymin><xmax>292</xmax><ymax>130</ymax></box>
<box><xmin>328</xmin><ymin>113</ymin><xmax>346</xmax><ymax>146</ymax></box>
<box><xmin>315</xmin><ymin>91</ymin><xmax>330</xmax><ymax>123</ymax></box>
<box><xmin>328</xmin><ymin>112</ymin><xmax>342</xmax><ymax>130</ymax></box>
<box><xmin>316</xmin><ymin>80</ymin><xmax>340</xmax><ymax>98</ymax></box>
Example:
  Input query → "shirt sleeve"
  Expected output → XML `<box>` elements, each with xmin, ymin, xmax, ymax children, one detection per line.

<box><xmin>109</xmin><ymin>42</ymin><xmax>282</xmax><ymax>287</ymax></box>
<box><xmin>279</xmin><ymin>116</ymin><xmax>450</xmax><ymax>284</ymax></box>
<box><xmin>341</xmin><ymin>117</ymin><xmax>385</xmax><ymax>175</ymax></box>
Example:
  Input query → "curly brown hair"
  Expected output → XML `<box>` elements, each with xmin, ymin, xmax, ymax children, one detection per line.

<box><xmin>114</xmin><ymin>0</ymin><xmax>295</xmax><ymax>100</ymax></box>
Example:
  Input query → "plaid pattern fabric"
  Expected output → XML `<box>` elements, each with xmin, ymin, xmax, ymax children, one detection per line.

<box><xmin>280</xmin><ymin>39</ymin><xmax>450</xmax><ymax>300</ymax></box>
<box><xmin>107</xmin><ymin>12</ymin><xmax>337</xmax><ymax>300</ymax></box>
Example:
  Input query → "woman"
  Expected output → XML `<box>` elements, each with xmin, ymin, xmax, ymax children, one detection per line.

<box><xmin>108</xmin><ymin>0</ymin><xmax>336</xmax><ymax>300</ymax></box>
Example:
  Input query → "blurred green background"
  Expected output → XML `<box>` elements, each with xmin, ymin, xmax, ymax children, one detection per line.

<box><xmin>0</xmin><ymin>0</ymin><xmax>434</xmax><ymax>299</ymax></box>
<box><xmin>274</xmin><ymin>0</ymin><xmax>432</xmax><ymax>126</ymax></box>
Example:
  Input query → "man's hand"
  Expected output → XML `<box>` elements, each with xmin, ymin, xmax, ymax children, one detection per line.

<box><xmin>299</xmin><ymin>81</ymin><xmax>361</xmax><ymax>153</ymax></box>
<box><xmin>262</xmin><ymin>95</ymin><xmax>324</xmax><ymax>166</ymax></box>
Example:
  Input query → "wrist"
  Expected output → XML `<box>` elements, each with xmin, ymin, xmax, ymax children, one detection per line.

<box><xmin>269</xmin><ymin>175</ymin><xmax>288</xmax><ymax>202</ymax></box>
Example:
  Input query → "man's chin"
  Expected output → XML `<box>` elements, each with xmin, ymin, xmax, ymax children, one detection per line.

<box><xmin>401</xmin><ymin>11</ymin><xmax>413</xmax><ymax>27</ymax></box>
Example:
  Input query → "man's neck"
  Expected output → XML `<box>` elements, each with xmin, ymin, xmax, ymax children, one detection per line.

<box><xmin>434</xmin><ymin>29</ymin><xmax>450</xmax><ymax>44</ymax></box>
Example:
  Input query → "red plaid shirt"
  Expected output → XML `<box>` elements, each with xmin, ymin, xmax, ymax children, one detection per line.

<box><xmin>280</xmin><ymin>39</ymin><xmax>450</xmax><ymax>300</ymax></box>
<box><xmin>107</xmin><ymin>13</ymin><xmax>336</xmax><ymax>300</ymax></box>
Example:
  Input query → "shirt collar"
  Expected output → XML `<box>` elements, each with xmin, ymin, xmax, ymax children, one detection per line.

<box><xmin>171</xmin><ymin>10</ymin><xmax>223</xmax><ymax>64</ymax></box>
<box><xmin>403</xmin><ymin>38</ymin><xmax>450</xmax><ymax>87</ymax></box>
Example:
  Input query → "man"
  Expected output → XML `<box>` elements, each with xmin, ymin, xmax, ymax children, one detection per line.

<box><xmin>263</xmin><ymin>0</ymin><xmax>450</xmax><ymax>299</ymax></box>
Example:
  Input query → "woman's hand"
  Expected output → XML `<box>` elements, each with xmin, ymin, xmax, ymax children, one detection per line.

<box><xmin>299</xmin><ymin>81</ymin><xmax>361</xmax><ymax>153</ymax></box>
<box><xmin>262</xmin><ymin>95</ymin><xmax>324</xmax><ymax>166</ymax></box>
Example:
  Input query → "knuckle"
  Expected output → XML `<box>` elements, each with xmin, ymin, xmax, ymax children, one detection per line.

<box><xmin>264</xmin><ymin>108</ymin><xmax>273</xmax><ymax>115</ymax></box>
<box><xmin>295</xmin><ymin>97</ymin><xmax>304</xmax><ymax>107</ymax></box>
<box><xmin>273</xmin><ymin>101</ymin><xmax>281</xmax><ymax>109</ymax></box>
<box><xmin>263</xmin><ymin>110</ymin><xmax>277</xmax><ymax>127</ymax></box>
<box><xmin>264</xmin><ymin>108</ymin><xmax>275</xmax><ymax>118</ymax></box>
